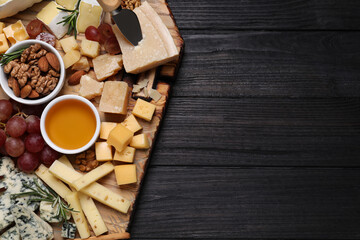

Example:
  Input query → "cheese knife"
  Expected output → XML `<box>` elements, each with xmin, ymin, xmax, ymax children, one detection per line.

<box><xmin>97</xmin><ymin>0</ymin><xmax>142</xmax><ymax>46</ymax></box>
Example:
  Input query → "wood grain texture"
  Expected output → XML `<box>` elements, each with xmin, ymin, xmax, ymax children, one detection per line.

<box><xmin>167</xmin><ymin>0</ymin><xmax>360</xmax><ymax>30</ymax></box>
<box><xmin>130</xmin><ymin>166</ymin><xmax>360</xmax><ymax>239</ymax></box>
<box><xmin>172</xmin><ymin>30</ymin><xmax>360</xmax><ymax>98</ymax></box>
<box><xmin>151</xmin><ymin>97</ymin><xmax>360</xmax><ymax>167</ymax></box>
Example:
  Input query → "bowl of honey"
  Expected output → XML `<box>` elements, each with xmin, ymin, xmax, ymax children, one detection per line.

<box><xmin>40</xmin><ymin>95</ymin><xmax>101</xmax><ymax>154</ymax></box>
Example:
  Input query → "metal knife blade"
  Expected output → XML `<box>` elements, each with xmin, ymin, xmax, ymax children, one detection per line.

<box><xmin>112</xmin><ymin>8</ymin><xmax>142</xmax><ymax>46</ymax></box>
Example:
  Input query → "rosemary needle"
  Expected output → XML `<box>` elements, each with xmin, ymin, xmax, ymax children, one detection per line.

<box><xmin>0</xmin><ymin>47</ymin><xmax>27</xmax><ymax>66</ymax></box>
<box><xmin>57</xmin><ymin>0</ymin><xmax>81</xmax><ymax>39</ymax></box>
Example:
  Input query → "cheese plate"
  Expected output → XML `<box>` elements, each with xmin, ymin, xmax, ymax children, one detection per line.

<box><xmin>0</xmin><ymin>0</ymin><xmax>184</xmax><ymax>239</ymax></box>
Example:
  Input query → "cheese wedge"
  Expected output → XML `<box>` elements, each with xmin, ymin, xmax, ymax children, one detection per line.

<box><xmin>76</xmin><ymin>0</ymin><xmax>103</xmax><ymax>33</ymax></box>
<box><xmin>113</xmin><ymin>1</ymin><xmax>178</xmax><ymax>74</ymax></box>
<box><xmin>65</xmin><ymin>192</ymin><xmax>91</xmax><ymax>239</ymax></box>
<box><xmin>56</xmin><ymin>0</ymin><xmax>78</xmax><ymax>10</ymax></box>
<box><xmin>57</xmin><ymin>155</ymin><xmax>73</xmax><ymax>169</ymax></box>
<box><xmin>36</xmin><ymin>1</ymin><xmax>69</xmax><ymax>39</ymax></box>
<box><xmin>92</xmin><ymin>54</ymin><xmax>123</xmax><ymax>81</ymax></box>
<box><xmin>79</xmin><ymin>75</ymin><xmax>104</xmax><ymax>100</ymax></box>
<box><xmin>49</xmin><ymin>160</ymin><xmax>131</xmax><ymax>213</ymax></box>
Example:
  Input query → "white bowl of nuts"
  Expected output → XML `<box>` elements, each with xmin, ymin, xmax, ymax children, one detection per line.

<box><xmin>0</xmin><ymin>39</ymin><xmax>65</xmax><ymax>105</ymax></box>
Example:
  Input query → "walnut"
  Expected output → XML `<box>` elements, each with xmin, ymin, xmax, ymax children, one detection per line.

<box><xmin>121</xmin><ymin>0</ymin><xmax>141</xmax><ymax>10</ymax></box>
<box><xmin>48</xmin><ymin>69</ymin><xmax>60</xmax><ymax>77</ymax></box>
<box><xmin>4</xmin><ymin>61</ymin><xmax>21</xmax><ymax>76</ymax></box>
<box><xmin>75</xmin><ymin>148</ymin><xmax>98</xmax><ymax>172</ymax></box>
<box><xmin>16</xmin><ymin>63</ymin><xmax>30</xmax><ymax>87</ymax></box>
<box><xmin>20</xmin><ymin>43</ymin><xmax>44</xmax><ymax>63</ymax></box>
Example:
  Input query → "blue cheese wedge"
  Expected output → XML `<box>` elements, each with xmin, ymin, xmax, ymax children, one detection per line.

<box><xmin>61</xmin><ymin>222</ymin><xmax>76</xmax><ymax>239</ymax></box>
<box><xmin>0</xmin><ymin>226</ymin><xmax>20</xmax><ymax>240</ymax></box>
<box><xmin>40</xmin><ymin>201</ymin><xmax>70</xmax><ymax>223</ymax></box>
<box><xmin>11</xmin><ymin>205</ymin><xmax>54</xmax><ymax>240</ymax></box>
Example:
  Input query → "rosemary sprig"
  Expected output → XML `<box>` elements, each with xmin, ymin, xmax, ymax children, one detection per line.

<box><xmin>57</xmin><ymin>0</ymin><xmax>81</xmax><ymax>39</ymax></box>
<box><xmin>11</xmin><ymin>179</ymin><xmax>78</xmax><ymax>222</ymax></box>
<box><xmin>0</xmin><ymin>47</ymin><xmax>27</xmax><ymax>66</ymax></box>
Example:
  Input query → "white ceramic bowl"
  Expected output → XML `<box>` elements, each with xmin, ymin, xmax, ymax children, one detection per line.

<box><xmin>40</xmin><ymin>95</ymin><xmax>101</xmax><ymax>154</ymax></box>
<box><xmin>0</xmin><ymin>40</ymin><xmax>65</xmax><ymax>105</ymax></box>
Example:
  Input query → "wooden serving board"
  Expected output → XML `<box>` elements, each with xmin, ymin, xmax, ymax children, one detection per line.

<box><xmin>0</xmin><ymin>0</ymin><xmax>184</xmax><ymax>239</ymax></box>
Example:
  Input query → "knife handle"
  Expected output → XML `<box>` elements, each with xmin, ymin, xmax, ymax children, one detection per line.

<box><xmin>97</xmin><ymin>0</ymin><xmax>121</xmax><ymax>12</ymax></box>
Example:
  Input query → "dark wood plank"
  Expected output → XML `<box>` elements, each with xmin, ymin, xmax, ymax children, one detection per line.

<box><xmin>131</xmin><ymin>166</ymin><xmax>360</xmax><ymax>239</ymax></box>
<box><xmin>168</xmin><ymin>0</ymin><xmax>360</xmax><ymax>30</ymax></box>
<box><xmin>151</xmin><ymin>97</ymin><xmax>360</xmax><ymax>167</ymax></box>
<box><xmin>172</xmin><ymin>30</ymin><xmax>360</xmax><ymax>98</ymax></box>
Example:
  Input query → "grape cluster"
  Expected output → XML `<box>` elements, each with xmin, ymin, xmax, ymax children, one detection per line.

<box><xmin>0</xmin><ymin>99</ymin><xmax>59</xmax><ymax>172</ymax></box>
<box><xmin>85</xmin><ymin>24</ymin><xmax>121</xmax><ymax>54</ymax></box>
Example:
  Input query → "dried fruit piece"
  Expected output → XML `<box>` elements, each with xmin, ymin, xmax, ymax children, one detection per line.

<box><xmin>20</xmin><ymin>85</ymin><xmax>32</xmax><ymax>98</ymax></box>
<box><xmin>45</xmin><ymin>52</ymin><xmax>60</xmax><ymax>72</ymax></box>
<box><xmin>68</xmin><ymin>70</ymin><xmax>86</xmax><ymax>85</ymax></box>
<box><xmin>26</xmin><ymin>19</ymin><xmax>44</xmax><ymax>39</ymax></box>
<box><xmin>38</xmin><ymin>56</ymin><xmax>49</xmax><ymax>72</ymax></box>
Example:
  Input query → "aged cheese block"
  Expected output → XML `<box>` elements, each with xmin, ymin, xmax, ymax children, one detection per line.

<box><xmin>100</xmin><ymin>122</ymin><xmax>117</xmax><ymax>140</ymax></box>
<box><xmin>114</xmin><ymin>164</ymin><xmax>137</xmax><ymax>185</ymax></box>
<box><xmin>79</xmin><ymin>75</ymin><xmax>104</xmax><ymax>100</ymax></box>
<box><xmin>59</xmin><ymin>36</ymin><xmax>79</xmax><ymax>53</ymax></box>
<box><xmin>95</xmin><ymin>141</ymin><xmax>113</xmax><ymax>161</ymax></box>
<box><xmin>92</xmin><ymin>54</ymin><xmax>122</xmax><ymax>81</ymax></box>
<box><xmin>132</xmin><ymin>98</ymin><xmax>156</xmax><ymax>122</ymax></box>
<box><xmin>73</xmin><ymin>162</ymin><xmax>114</xmax><ymax>190</ymax></box>
<box><xmin>63</xmin><ymin>49</ymin><xmax>81</xmax><ymax>69</ymax></box>
<box><xmin>72</xmin><ymin>56</ymin><xmax>90</xmax><ymax>72</ymax></box>
<box><xmin>130</xmin><ymin>133</ymin><xmax>150</xmax><ymax>149</ymax></box>
<box><xmin>113</xmin><ymin>1</ymin><xmax>178</xmax><ymax>74</ymax></box>
<box><xmin>36</xmin><ymin>1</ymin><xmax>69</xmax><ymax>39</ymax></box>
<box><xmin>121</xmin><ymin>114</ymin><xmax>142</xmax><ymax>133</ymax></box>
<box><xmin>113</xmin><ymin>146</ymin><xmax>135</xmax><ymax>163</ymax></box>
<box><xmin>80</xmin><ymin>39</ymin><xmax>100</xmax><ymax>58</ymax></box>
<box><xmin>99</xmin><ymin>81</ymin><xmax>129</xmax><ymax>114</ymax></box>
<box><xmin>107</xmin><ymin>124</ymin><xmax>133</xmax><ymax>152</ymax></box>
<box><xmin>76</xmin><ymin>0</ymin><xmax>102</xmax><ymax>33</ymax></box>
<box><xmin>0</xmin><ymin>33</ymin><xmax>9</xmax><ymax>53</ymax></box>
<box><xmin>3</xmin><ymin>20</ymin><xmax>29</xmax><ymax>44</ymax></box>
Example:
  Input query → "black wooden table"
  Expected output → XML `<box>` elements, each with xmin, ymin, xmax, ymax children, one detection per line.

<box><xmin>131</xmin><ymin>1</ymin><xmax>360</xmax><ymax>239</ymax></box>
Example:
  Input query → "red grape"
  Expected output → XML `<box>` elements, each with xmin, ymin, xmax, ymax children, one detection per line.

<box><xmin>25</xmin><ymin>133</ymin><xmax>44</xmax><ymax>153</ymax></box>
<box><xmin>6</xmin><ymin>116</ymin><xmax>27</xmax><ymax>137</ymax></box>
<box><xmin>17</xmin><ymin>151</ymin><xmax>39</xmax><ymax>173</ymax></box>
<box><xmin>0</xmin><ymin>145</ymin><xmax>8</xmax><ymax>156</ymax></box>
<box><xmin>0</xmin><ymin>129</ymin><xmax>5</xmax><ymax>147</ymax></box>
<box><xmin>104</xmin><ymin>36</ymin><xmax>121</xmax><ymax>54</ymax></box>
<box><xmin>39</xmin><ymin>145</ymin><xmax>59</xmax><ymax>167</ymax></box>
<box><xmin>0</xmin><ymin>100</ymin><xmax>13</xmax><ymax>122</ymax></box>
<box><xmin>85</xmin><ymin>26</ymin><xmax>100</xmax><ymax>42</ymax></box>
<box><xmin>98</xmin><ymin>23</ymin><xmax>114</xmax><ymax>44</ymax></box>
<box><xmin>26</xmin><ymin>115</ymin><xmax>41</xmax><ymax>134</ymax></box>
<box><xmin>26</xmin><ymin>19</ymin><xmax>44</xmax><ymax>39</ymax></box>
<box><xmin>5</xmin><ymin>137</ymin><xmax>25</xmax><ymax>157</ymax></box>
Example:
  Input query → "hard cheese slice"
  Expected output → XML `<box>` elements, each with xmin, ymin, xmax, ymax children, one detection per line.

<box><xmin>99</xmin><ymin>81</ymin><xmax>129</xmax><ymax>114</ymax></box>
<box><xmin>113</xmin><ymin>1</ymin><xmax>178</xmax><ymax>74</ymax></box>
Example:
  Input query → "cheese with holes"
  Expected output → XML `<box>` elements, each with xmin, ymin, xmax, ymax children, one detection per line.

<box><xmin>113</xmin><ymin>146</ymin><xmax>135</xmax><ymax>163</ymax></box>
<box><xmin>99</xmin><ymin>81</ymin><xmax>129</xmax><ymax>114</ymax></box>
<box><xmin>93</xmin><ymin>54</ymin><xmax>123</xmax><ymax>81</ymax></box>
<box><xmin>72</xmin><ymin>56</ymin><xmax>90</xmax><ymax>72</ymax></box>
<box><xmin>3</xmin><ymin>20</ymin><xmax>29</xmax><ymax>45</ymax></box>
<box><xmin>114</xmin><ymin>164</ymin><xmax>137</xmax><ymax>185</ymax></box>
<box><xmin>65</xmin><ymin>192</ymin><xmax>91</xmax><ymax>239</ymax></box>
<box><xmin>100</xmin><ymin>122</ymin><xmax>117</xmax><ymax>140</ymax></box>
<box><xmin>36</xmin><ymin>1</ymin><xmax>69</xmax><ymax>39</ymax></box>
<box><xmin>73</xmin><ymin>162</ymin><xmax>114</xmax><ymax>190</ymax></box>
<box><xmin>0</xmin><ymin>22</ymin><xmax>5</xmax><ymax>33</ymax></box>
<box><xmin>76</xmin><ymin>0</ymin><xmax>103</xmax><ymax>33</ymax></box>
<box><xmin>112</xmin><ymin>1</ymin><xmax>178</xmax><ymax>74</ymax></box>
<box><xmin>132</xmin><ymin>98</ymin><xmax>156</xmax><ymax>121</ymax></box>
<box><xmin>80</xmin><ymin>39</ymin><xmax>100</xmax><ymax>58</ymax></box>
<box><xmin>107</xmin><ymin>124</ymin><xmax>133</xmax><ymax>152</ymax></box>
<box><xmin>121</xmin><ymin>114</ymin><xmax>142</xmax><ymax>133</ymax></box>
<box><xmin>78</xmin><ymin>192</ymin><xmax>107</xmax><ymax>236</ymax></box>
<box><xmin>35</xmin><ymin>164</ymin><xmax>72</xmax><ymax>199</ymax></box>
<box><xmin>79</xmin><ymin>75</ymin><xmax>104</xmax><ymax>100</ymax></box>
<box><xmin>59</xmin><ymin>36</ymin><xmax>79</xmax><ymax>53</ymax></box>
<box><xmin>49</xmin><ymin>160</ymin><xmax>131</xmax><ymax>213</ymax></box>
<box><xmin>130</xmin><ymin>133</ymin><xmax>150</xmax><ymax>149</ymax></box>
<box><xmin>56</xmin><ymin>0</ymin><xmax>77</xmax><ymax>10</ymax></box>
<box><xmin>95</xmin><ymin>142</ymin><xmax>113</xmax><ymax>161</ymax></box>
<box><xmin>0</xmin><ymin>33</ymin><xmax>9</xmax><ymax>53</ymax></box>
<box><xmin>63</xmin><ymin>49</ymin><xmax>81</xmax><ymax>69</ymax></box>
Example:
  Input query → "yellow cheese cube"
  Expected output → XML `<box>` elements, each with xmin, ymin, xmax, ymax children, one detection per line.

<box><xmin>121</xmin><ymin>114</ymin><xmax>142</xmax><ymax>133</ymax></box>
<box><xmin>0</xmin><ymin>34</ymin><xmax>9</xmax><ymax>53</ymax></box>
<box><xmin>80</xmin><ymin>39</ymin><xmax>100</xmax><ymax>58</ymax></box>
<box><xmin>92</xmin><ymin>54</ymin><xmax>123</xmax><ymax>81</ymax></box>
<box><xmin>95</xmin><ymin>142</ymin><xmax>113</xmax><ymax>161</ymax></box>
<box><xmin>3</xmin><ymin>20</ymin><xmax>29</xmax><ymax>45</ymax></box>
<box><xmin>114</xmin><ymin>164</ymin><xmax>137</xmax><ymax>185</ymax></box>
<box><xmin>72</xmin><ymin>56</ymin><xmax>90</xmax><ymax>72</ymax></box>
<box><xmin>113</xmin><ymin>146</ymin><xmax>135</xmax><ymax>163</ymax></box>
<box><xmin>100</xmin><ymin>122</ymin><xmax>117</xmax><ymax>140</ymax></box>
<box><xmin>130</xmin><ymin>133</ymin><xmax>150</xmax><ymax>149</ymax></box>
<box><xmin>63</xmin><ymin>49</ymin><xmax>81</xmax><ymax>69</ymax></box>
<box><xmin>107</xmin><ymin>124</ymin><xmax>133</xmax><ymax>152</ymax></box>
<box><xmin>132</xmin><ymin>98</ymin><xmax>156</xmax><ymax>122</ymax></box>
<box><xmin>79</xmin><ymin>75</ymin><xmax>104</xmax><ymax>100</ymax></box>
<box><xmin>99</xmin><ymin>81</ymin><xmax>129</xmax><ymax>114</ymax></box>
<box><xmin>59</xmin><ymin>36</ymin><xmax>79</xmax><ymax>53</ymax></box>
<box><xmin>0</xmin><ymin>22</ymin><xmax>5</xmax><ymax>33</ymax></box>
